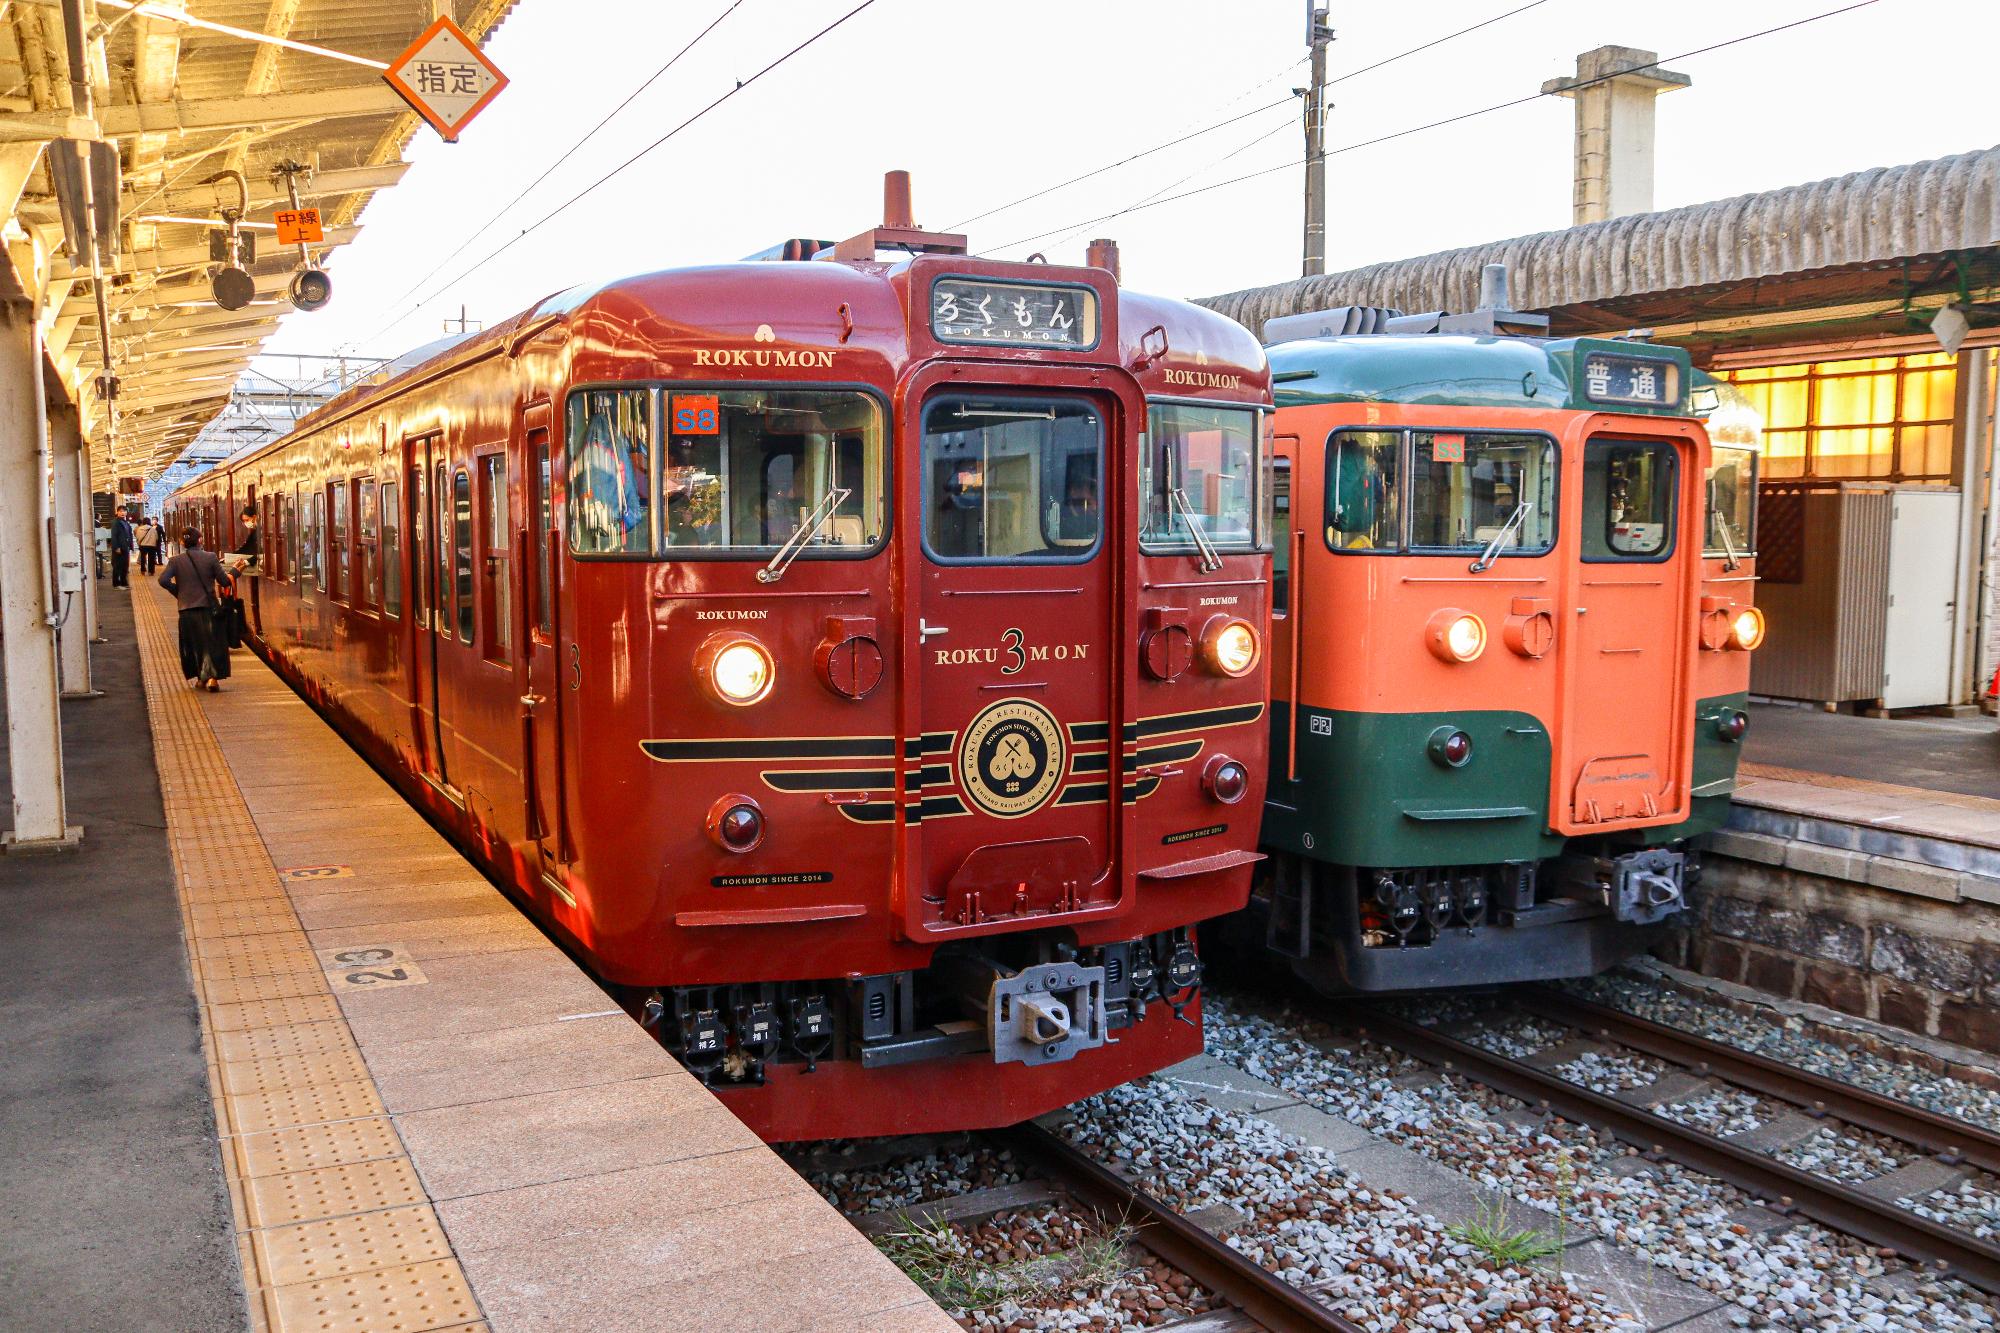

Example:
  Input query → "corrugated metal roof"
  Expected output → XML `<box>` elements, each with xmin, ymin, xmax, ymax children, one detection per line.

<box><xmin>1200</xmin><ymin>145</ymin><xmax>2000</xmax><ymax>339</ymax></box>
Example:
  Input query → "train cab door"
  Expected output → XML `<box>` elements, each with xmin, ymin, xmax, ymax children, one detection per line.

<box><xmin>905</xmin><ymin>379</ymin><xmax>1123</xmax><ymax>938</ymax></box>
<box><xmin>1555</xmin><ymin>428</ymin><xmax>1699</xmax><ymax>831</ymax></box>
<box><xmin>1268</xmin><ymin>441</ymin><xmax>1301</xmax><ymax>794</ymax></box>
<box><xmin>519</xmin><ymin>404</ymin><xmax>571</xmax><ymax>893</ymax></box>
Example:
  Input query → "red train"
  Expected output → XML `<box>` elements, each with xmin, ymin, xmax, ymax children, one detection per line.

<box><xmin>169</xmin><ymin>182</ymin><xmax>1274</xmax><ymax>1141</ymax></box>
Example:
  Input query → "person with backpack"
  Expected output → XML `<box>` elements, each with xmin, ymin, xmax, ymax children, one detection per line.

<box><xmin>158</xmin><ymin>526</ymin><xmax>232</xmax><ymax>691</ymax></box>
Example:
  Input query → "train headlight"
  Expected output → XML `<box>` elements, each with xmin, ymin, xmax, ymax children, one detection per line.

<box><xmin>1425</xmin><ymin>609</ymin><xmax>1486</xmax><ymax>663</ymax></box>
<box><xmin>1716</xmin><ymin>709</ymin><xmax>1749</xmax><ymax>743</ymax></box>
<box><xmin>707</xmin><ymin>794</ymin><xmax>765</xmax><ymax>853</ymax></box>
<box><xmin>1200</xmin><ymin>617</ymin><xmax>1260</xmax><ymax>678</ymax></box>
<box><xmin>1427</xmin><ymin>726</ymin><xmax>1474</xmax><ymax>768</ymax></box>
<box><xmin>1203</xmin><ymin>755</ymin><xmax>1250</xmax><ymax>804</ymax></box>
<box><xmin>699</xmin><ymin>633</ymin><xmax>775</xmax><ymax>705</ymax></box>
<box><xmin>1729</xmin><ymin>607</ymin><xmax>1766</xmax><ymax>651</ymax></box>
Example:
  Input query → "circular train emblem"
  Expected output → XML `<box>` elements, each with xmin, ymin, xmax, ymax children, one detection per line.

<box><xmin>958</xmin><ymin>698</ymin><xmax>1066</xmax><ymax>818</ymax></box>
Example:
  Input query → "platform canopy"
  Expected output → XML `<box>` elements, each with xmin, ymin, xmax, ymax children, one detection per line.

<box><xmin>1201</xmin><ymin>145</ymin><xmax>2000</xmax><ymax>368</ymax></box>
<box><xmin>0</xmin><ymin>0</ymin><xmax>516</xmax><ymax>484</ymax></box>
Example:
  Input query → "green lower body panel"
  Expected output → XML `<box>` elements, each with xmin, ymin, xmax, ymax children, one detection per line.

<box><xmin>1641</xmin><ymin>691</ymin><xmax>1750</xmax><ymax>845</ymax></box>
<box><xmin>1261</xmin><ymin>704</ymin><xmax>1565</xmax><ymax>867</ymax></box>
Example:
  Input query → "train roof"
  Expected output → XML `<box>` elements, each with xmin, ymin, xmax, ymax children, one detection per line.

<box><xmin>1266</xmin><ymin>333</ymin><xmax>1694</xmax><ymax>418</ymax></box>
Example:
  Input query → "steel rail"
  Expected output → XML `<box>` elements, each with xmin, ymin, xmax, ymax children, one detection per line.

<box><xmin>997</xmin><ymin>1122</ymin><xmax>1362</xmax><ymax>1333</ymax></box>
<box><xmin>1521</xmin><ymin>989</ymin><xmax>2000</xmax><ymax>1178</ymax></box>
<box><xmin>1351</xmin><ymin>1006</ymin><xmax>2000</xmax><ymax>1298</ymax></box>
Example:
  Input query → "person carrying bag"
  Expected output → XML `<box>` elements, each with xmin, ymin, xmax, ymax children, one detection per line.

<box><xmin>158</xmin><ymin>527</ymin><xmax>233</xmax><ymax>691</ymax></box>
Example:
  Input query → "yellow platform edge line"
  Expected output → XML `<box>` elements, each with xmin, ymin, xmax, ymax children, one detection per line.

<box><xmin>130</xmin><ymin>585</ymin><xmax>485</xmax><ymax>1333</ymax></box>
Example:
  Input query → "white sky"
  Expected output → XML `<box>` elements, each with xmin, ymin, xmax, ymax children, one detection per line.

<box><xmin>262</xmin><ymin>0</ymin><xmax>1998</xmax><ymax>369</ymax></box>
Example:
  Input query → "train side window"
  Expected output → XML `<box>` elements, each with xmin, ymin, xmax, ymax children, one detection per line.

<box><xmin>453</xmin><ymin>468</ymin><xmax>474</xmax><ymax>644</ymax></box>
<box><xmin>1583</xmin><ymin>438</ymin><xmax>1678</xmax><ymax>561</ymax></box>
<box><xmin>434</xmin><ymin>462</ymin><xmax>451</xmax><ymax>636</ymax></box>
<box><xmin>357</xmin><ymin>478</ymin><xmax>378</xmax><ymax>611</ymax></box>
<box><xmin>329</xmin><ymin>482</ymin><xmax>349</xmax><ymax>601</ymax></box>
<box><xmin>479</xmin><ymin>455</ymin><xmax>510</xmax><ymax>664</ymax></box>
<box><xmin>287</xmin><ymin>492</ymin><xmax>299</xmax><ymax>583</ymax></box>
<box><xmin>411</xmin><ymin>466</ymin><xmax>428</xmax><ymax>624</ymax></box>
<box><xmin>567</xmin><ymin>388</ymin><xmax>652</xmax><ymax>555</ymax></box>
<box><xmin>532</xmin><ymin>435</ymin><xmax>553</xmax><ymax>635</ymax></box>
<box><xmin>1271</xmin><ymin>460</ymin><xmax>1291</xmax><ymax>616</ymax></box>
<box><xmin>1407</xmin><ymin>433</ymin><xmax>1556</xmax><ymax>555</ymax></box>
<box><xmin>311</xmin><ymin>491</ymin><xmax>327</xmax><ymax>592</ymax></box>
<box><xmin>381</xmin><ymin>482</ymin><xmax>402</xmax><ymax>619</ymax></box>
<box><xmin>1325</xmin><ymin>429</ymin><xmax>1401</xmax><ymax>551</ymax></box>
<box><xmin>921</xmin><ymin>395</ymin><xmax>1100</xmax><ymax>562</ymax></box>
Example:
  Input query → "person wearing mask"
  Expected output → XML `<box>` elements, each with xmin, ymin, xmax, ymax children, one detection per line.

<box><xmin>222</xmin><ymin>506</ymin><xmax>261</xmax><ymax>648</ymax></box>
<box><xmin>109</xmin><ymin>506</ymin><xmax>135</xmax><ymax>587</ymax></box>
<box><xmin>159</xmin><ymin>527</ymin><xmax>232</xmax><ymax>691</ymax></box>
<box><xmin>134</xmin><ymin>516</ymin><xmax>161</xmax><ymax>575</ymax></box>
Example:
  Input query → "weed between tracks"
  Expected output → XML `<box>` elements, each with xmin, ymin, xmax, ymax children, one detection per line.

<box><xmin>874</xmin><ymin>1210</ymin><xmax>1137</xmax><ymax>1310</ymax></box>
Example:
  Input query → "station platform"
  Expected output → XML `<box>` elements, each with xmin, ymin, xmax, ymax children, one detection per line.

<box><xmin>0</xmin><ymin>580</ymin><xmax>949</xmax><ymax>1333</ymax></box>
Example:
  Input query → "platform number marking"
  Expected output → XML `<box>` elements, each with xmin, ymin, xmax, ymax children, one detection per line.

<box><xmin>672</xmin><ymin>395</ymin><xmax>720</xmax><ymax>435</ymax></box>
<box><xmin>282</xmin><ymin>864</ymin><xmax>352</xmax><ymax>881</ymax></box>
<box><xmin>316</xmin><ymin>944</ymin><xmax>429</xmax><ymax>991</ymax></box>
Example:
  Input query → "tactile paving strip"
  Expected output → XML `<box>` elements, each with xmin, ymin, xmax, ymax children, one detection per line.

<box><xmin>131</xmin><ymin>586</ymin><xmax>484</xmax><ymax>1333</ymax></box>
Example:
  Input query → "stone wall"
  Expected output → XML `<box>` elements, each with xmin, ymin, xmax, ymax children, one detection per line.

<box><xmin>1665</xmin><ymin>831</ymin><xmax>2000</xmax><ymax>1054</ymax></box>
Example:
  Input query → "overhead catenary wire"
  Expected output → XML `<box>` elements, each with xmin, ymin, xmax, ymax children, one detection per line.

<box><xmin>373</xmin><ymin>0</ymin><xmax>881</xmax><ymax>343</ymax></box>
<box><xmin>986</xmin><ymin>0</ymin><xmax>1882</xmax><ymax>255</ymax></box>
<box><xmin>378</xmin><ymin>0</ymin><xmax>748</xmax><ymax>319</ymax></box>
<box><xmin>946</xmin><ymin>0</ymin><xmax>1551</xmax><ymax>236</ymax></box>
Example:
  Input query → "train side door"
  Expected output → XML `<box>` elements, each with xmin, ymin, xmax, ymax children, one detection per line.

<box><xmin>405</xmin><ymin>432</ymin><xmax>449</xmax><ymax>788</ymax></box>
<box><xmin>906</xmin><ymin>380</ymin><xmax>1121</xmax><ymax>938</ymax></box>
<box><xmin>519</xmin><ymin>403</ymin><xmax>569</xmax><ymax>889</ymax></box>
<box><xmin>1555</xmin><ymin>429</ymin><xmax>1697</xmax><ymax>830</ymax></box>
<box><xmin>1268</xmin><ymin>440</ymin><xmax>1300</xmax><ymax>789</ymax></box>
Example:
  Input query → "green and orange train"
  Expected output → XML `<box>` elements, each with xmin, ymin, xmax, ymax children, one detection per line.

<box><xmin>1231</xmin><ymin>281</ymin><xmax>1760</xmax><ymax>992</ymax></box>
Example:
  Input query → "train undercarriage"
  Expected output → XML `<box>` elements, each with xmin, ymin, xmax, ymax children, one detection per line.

<box><xmin>1235</xmin><ymin>845</ymin><xmax>1697</xmax><ymax>993</ymax></box>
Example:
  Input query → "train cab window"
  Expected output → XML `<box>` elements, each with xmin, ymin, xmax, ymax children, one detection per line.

<box><xmin>479</xmin><ymin>456</ymin><xmax>510</xmax><ymax>663</ymax></box>
<box><xmin>661</xmin><ymin>388</ymin><xmax>884</xmax><ymax>555</ymax></box>
<box><xmin>1325</xmin><ymin>430</ymin><xmax>1400</xmax><ymax>551</ymax></box>
<box><xmin>567</xmin><ymin>388</ymin><xmax>653</xmax><ymax>555</ymax></box>
<box><xmin>922</xmin><ymin>395</ymin><xmax>1101</xmax><ymax>562</ymax></box>
<box><xmin>1271</xmin><ymin>460</ymin><xmax>1291</xmax><ymax>615</ymax></box>
<box><xmin>1583</xmin><ymin>439</ymin><xmax>1678</xmax><ymax>561</ymax></box>
<box><xmin>1408</xmin><ymin>432</ymin><xmax>1556</xmax><ymax>555</ymax></box>
<box><xmin>1706</xmin><ymin>446</ymin><xmax>1758</xmax><ymax>556</ymax></box>
<box><xmin>1140</xmin><ymin>403</ymin><xmax>1261</xmax><ymax>554</ymax></box>
<box><xmin>453</xmin><ymin>468</ymin><xmax>474</xmax><ymax>643</ymax></box>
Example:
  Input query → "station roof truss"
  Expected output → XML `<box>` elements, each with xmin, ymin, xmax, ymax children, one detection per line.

<box><xmin>1201</xmin><ymin>145</ymin><xmax>2000</xmax><ymax>368</ymax></box>
<box><xmin>0</xmin><ymin>0</ymin><xmax>517</xmax><ymax>483</ymax></box>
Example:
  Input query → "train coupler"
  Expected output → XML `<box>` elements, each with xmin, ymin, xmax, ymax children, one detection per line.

<box><xmin>1559</xmin><ymin>847</ymin><xmax>1687</xmax><ymax>926</ymax></box>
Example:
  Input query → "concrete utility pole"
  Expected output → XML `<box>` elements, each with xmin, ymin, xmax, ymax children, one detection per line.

<box><xmin>1542</xmin><ymin>45</ymin><xmax>1690</xmax><ymax>225</ymax></box>
<box><xmin>1301</xmin><ymin>3</ymin><xmax>1332</xmax><ymax>277</ymax></box>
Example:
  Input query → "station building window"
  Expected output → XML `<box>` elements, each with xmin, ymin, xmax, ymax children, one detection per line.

<box><xmin>1720</xmin><ymin>352</ymin><xmax>1956</xmax><ymax>482</ymax></box>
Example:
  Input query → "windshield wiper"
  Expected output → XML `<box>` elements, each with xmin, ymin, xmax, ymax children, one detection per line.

<box><xmin>756</xmin><ymin>487</ymin><xmax>851</xmax><ymax>584</ymax></box>
<box><xmin>1170</xmin><ymin>485</ymin><xmax>1223</xmax><ymax>574</ymax></box>
<box><xmin>1716</xmin><ymin>517</ymin><xmax>1742</xmax><ymax>572</ymax></box>
<box><xmin>1468</xmin><ymin>502</ymin><xmax>1533</xmax><ymax>574</ymax></box>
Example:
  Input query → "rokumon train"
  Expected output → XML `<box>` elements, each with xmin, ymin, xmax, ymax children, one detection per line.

<box><xmin>168</xmin><ymin>177</ymin><xmax>1275</xmax><ymax>1141</ymax></box>
<box><xmin>1226</xmin><ymin>269</ymin><xmax>1761</xmax><ymax>993</ymax></box>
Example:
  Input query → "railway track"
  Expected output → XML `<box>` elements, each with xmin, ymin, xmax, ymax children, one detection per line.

<box><xmin>1350</xmin><ymin>999</ymin><xmax>2000</xmax><ymax>1299</ymax></box>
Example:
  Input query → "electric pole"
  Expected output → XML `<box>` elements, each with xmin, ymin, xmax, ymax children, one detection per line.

<box><xmin>1301</xmin><ymin>3</ymin><xmax>1333</xmax><ymax>277</ymax></box>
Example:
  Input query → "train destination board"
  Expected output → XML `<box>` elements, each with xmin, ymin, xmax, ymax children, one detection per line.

<box><xmin>1580</xmin><ymin>353</ymin><xmax>1679</xmax><ymax>408</ymax></box>
<box><xmin>931</xmin><ymin>278</ymin><xmax>1098</xmax><ymax>348</ymax></box>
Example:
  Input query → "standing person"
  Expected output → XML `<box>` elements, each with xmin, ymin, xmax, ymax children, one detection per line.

<box><xmin>109</xmin><ymin>506</ymin><xmax>134</xmax><ymax>587</ymax></box>
<box><xmin>158</xmin><ymin>526</ymin><xmax>232</xmax><ymax>691</ymax></box>
<box><xmin>134</xmin><ymin>516</ymin><xmax>161</xmax><ymax>575</ymax></box>
<box><xmin>93</xmin><ymin>514</ymin><xmax>110</xmax><ymax>579</ymax></box>
<box><xmin>223</xmin><ymin>506</ymin><xmax>261</xmax><ymax>648</ymax></box>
